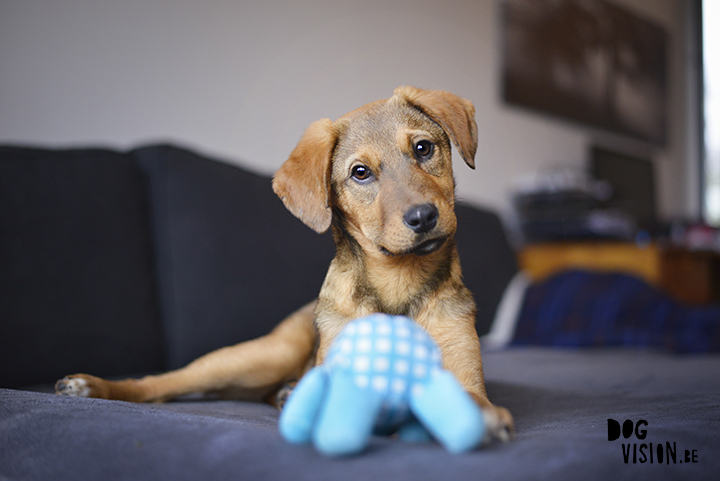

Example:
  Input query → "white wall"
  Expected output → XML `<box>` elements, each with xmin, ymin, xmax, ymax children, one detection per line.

<box><xmin>0</xmin><ymin>0</ymin><xmax>697</xmax><ymax>221</ymax></box>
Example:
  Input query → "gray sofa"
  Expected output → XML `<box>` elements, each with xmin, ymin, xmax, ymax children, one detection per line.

<box><xmin>1</xmin><ymin>144</ymin><xmax>718</xmax><ymax>480</ymax></box>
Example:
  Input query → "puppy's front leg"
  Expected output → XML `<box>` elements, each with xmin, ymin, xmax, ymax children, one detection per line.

<box><xmin>424</xmin><ymin>316</ymin><xmax>514</xmax><ymax>442</ymax></box>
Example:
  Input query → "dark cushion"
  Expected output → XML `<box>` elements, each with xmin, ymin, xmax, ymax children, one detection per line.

<box><xmin>133</xmin><ymin>145</ymin><xmax>335</xmax><ymax>368</ymax></box>
<box><xmin>0</xmin><ymin>147</ymin><xmax>165</xmax><ymax>387</ymax></box>
<box><xmin>455</xmin><ymin>203</ymin><xmax>518</xmax><ymax>336</ymax></box>
<box><xmin>3</xmin><ymin>347</ymin><xmax>719</xmax><ymax>480</ymax></box>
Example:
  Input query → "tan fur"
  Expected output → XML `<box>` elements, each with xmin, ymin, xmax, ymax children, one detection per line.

<box><xmin>56</xmin><ymin>86</ymin><xmax>513</xmax><ymax>439</ymax></box>
<box><xmin>393</xmin><ymin>85</ymin><xmax>478</xmax><ymax>169</ymax></box>
<box><xmin>273</xmin><ymin>118</ymin><xmax>337</xmax><ymax>234</ymax></box>
<box><xmin>57</xmin><ymin>301</ymin><xmax>318</xmax><ymax>404</ymax></box>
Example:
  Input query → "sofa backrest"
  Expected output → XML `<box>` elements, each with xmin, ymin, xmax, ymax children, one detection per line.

<box><xmin>455</xmin><ymin>203</ymin><xmax>519</xmax><ymax>335</ymax></box>
<box><xmin>0</xmin><ymin>147</ymin><xmax>166</xmax><ymax>387</ymax></box>
<box><xmin>0</xmin><ymin>144</ymin><xmax>517</xmax><ymax>388</ymax></box>
<box><xmin>133</xmin><ymin>145</ymin><xmax>335</xmax><ymax>369</ymax></box>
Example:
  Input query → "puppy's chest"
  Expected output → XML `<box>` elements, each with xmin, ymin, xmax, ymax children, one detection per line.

<box><xmin>353</xmin><ymin>266</ymin><xmax>446</xmax><ymax>319</ymax></box>
<box><xmin>319</xmin><ymin>251</ymin><xmax>455</xmax><ymax>327</ymax></box>
<box><xmin>316</xmin><ymin>283</ymin><xmax>428</xmax><ymax>351</ymax></box>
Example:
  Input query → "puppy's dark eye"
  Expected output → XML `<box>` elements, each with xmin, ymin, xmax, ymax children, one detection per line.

<box><xmin>351</xmin><ymin>164</ymin><xmax>373</xmax><ymax>182</ymax></box>
<box><xmin>414</xmin><ymin>140</ymin><xmax>435</xmax><ymax>161</ymax></box>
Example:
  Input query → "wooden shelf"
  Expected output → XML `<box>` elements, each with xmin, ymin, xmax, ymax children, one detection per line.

<box><xmin>519</xmin><ymin>242</ymin><xmax>720</xmax><ymax>305</ymax></box>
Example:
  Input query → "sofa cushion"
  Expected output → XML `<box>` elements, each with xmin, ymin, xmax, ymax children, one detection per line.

<box><xmin>0</xmin><ymin>147</ymin><xmax>165</xmax><ymax>387</ymax></box>
<box><xmin>3</xmin><ymin>347</ymin><xmax>719</xmax><ymax>480</ymax></box>
<box><xmin>455</xmin><ymin>203</ymin><xmax>518</xmax><ymax>336</ymax></box>
<box><xmin>133</xmin><ymin>145</ymin><xmax>335</xmax><ymax>368</ymax></box>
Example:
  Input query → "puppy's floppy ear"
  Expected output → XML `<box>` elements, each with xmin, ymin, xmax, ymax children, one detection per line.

<box><xmin>273</xmin><ymin>118</ymin><xmax>337</xmax><ymax>233</ymax></box>
<box><xmin>393</xmin><ymin>86</ymin><xmax>478</xmax><ymax>169</ymax></box>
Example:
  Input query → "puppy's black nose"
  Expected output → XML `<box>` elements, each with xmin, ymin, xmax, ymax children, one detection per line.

<box><xmin>403</xmin><ymin>204</ymin><xmax>439</xmax><ymax>234</ymax></box>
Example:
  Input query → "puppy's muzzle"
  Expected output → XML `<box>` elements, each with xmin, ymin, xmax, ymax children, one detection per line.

<box><xmin>403</xmin><ymin>203</ymin><xmax>439</xmax><ymax>234</ymax></box>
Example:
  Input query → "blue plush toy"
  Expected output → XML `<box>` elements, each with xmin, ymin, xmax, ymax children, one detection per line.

<box><xmin>279</xmin><ymin>314</ymin><xmax>486</xmax><ymax>456</ymax></box>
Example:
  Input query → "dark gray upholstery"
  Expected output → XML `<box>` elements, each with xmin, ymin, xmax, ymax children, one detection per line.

<box><xmin>132</xmin><ymin>145</ymin><xmax>335</xmax><ymax>368</ymax></box>
<box><xmin>455</xmin><ymin>203</ymin><xmax>518</xmax><ymax>335</ymax></box>
<box><xmin>0</xmin><ymin>147</ymin><xmax>165</xmax><ymax>386</ymax></box>
<box><xmin>2</xmin><ymin>348</ymin><xmax>718</xmax><ymax>480</ymax></box>
<box><xmin>2</xmin><ymin>144</ymin><xmax>717</xmax><ymax>480</ymax></box>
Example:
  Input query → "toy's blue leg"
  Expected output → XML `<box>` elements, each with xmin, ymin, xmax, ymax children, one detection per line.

<box><xmin>397</xmin><ymin>419</ymin><xmax>433</xmax><ymax>443</ymax></box>
<box><xmin>313</xmin><ymin>371</ymin><xmax>383</xmax><ymax>456</ymax></box>
<box><xmin>409</xmin><ymin>371</ymin><xmax>486</xmax><ymax>454</ymax></box>
<box><xmin>279</xmin><ymin>367</ymin><xmax>328</xmax><ymax>445</ymax></box>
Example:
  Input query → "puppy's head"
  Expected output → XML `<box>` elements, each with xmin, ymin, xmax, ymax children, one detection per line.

<box><xmin>273</xmin><ymin>86</ymin><xmax>477</xmax><ymax>257</ymax></box>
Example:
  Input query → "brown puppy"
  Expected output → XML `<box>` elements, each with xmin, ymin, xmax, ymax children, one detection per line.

<box><xmin>56</xmin><ymin>86</ymin><xmax>513</xmax><ymax>441</ymax></box>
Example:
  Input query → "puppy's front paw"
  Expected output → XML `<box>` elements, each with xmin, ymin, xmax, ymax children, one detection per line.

<box><xmin>482</xmin><ymin>405</ymin><xmax>514</xmax><ymax>444</ymax></box>
<box><xmin>274</xmin><ymin>382</ymin><xmax>297</xmax><ymax>410</ymax></box>
<box><xmin>55</xmin><ymin>374</ymin><xmax>102</xmax><ymax>398</ymax></box>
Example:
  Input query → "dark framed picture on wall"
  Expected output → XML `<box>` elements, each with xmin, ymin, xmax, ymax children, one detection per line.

<box><xmin>502</xmin><ymin>0</ymin><xmax>668</xmax><ymax>144</ymax></box>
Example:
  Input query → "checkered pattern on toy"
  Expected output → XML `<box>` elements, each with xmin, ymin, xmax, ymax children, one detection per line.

<box><xmin>325</xmin><ymin>314</ymin><xmax>443</xmax><ymax>428</ymax></box>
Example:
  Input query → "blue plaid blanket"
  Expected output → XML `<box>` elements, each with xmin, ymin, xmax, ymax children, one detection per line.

<box><xmin>512</xmin><ymin>270</ymin><xmax>720</xmax><ymax>353</ymax></box>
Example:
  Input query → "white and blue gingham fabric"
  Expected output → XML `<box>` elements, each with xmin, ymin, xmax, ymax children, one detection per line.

<box><xmin>324</xmin><ymin>314</ymin><xmax>443</xmax><ymax>429</ymax></box>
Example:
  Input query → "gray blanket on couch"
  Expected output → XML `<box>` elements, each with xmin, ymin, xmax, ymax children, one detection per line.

<box><xmin>2</xmin><ymin>347</ymin><xmax>719</xmax><ymax>481</ymax></box>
